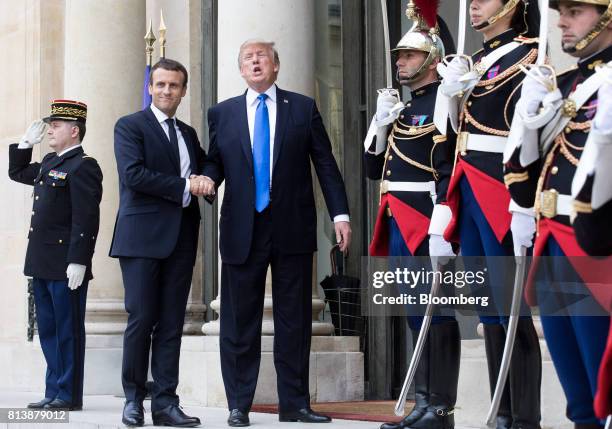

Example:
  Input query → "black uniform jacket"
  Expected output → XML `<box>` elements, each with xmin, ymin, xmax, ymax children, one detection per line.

<box><xmin>8</xmin><ymin>144</ymin><xmax>103</xmax><ymax>280</ymax></box>
<box><xmin>505</xmin><ymin>46</ymin><xmax>612</xmax><ymax>232</ymax></box>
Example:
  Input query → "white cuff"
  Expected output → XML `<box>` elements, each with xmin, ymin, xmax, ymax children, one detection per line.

<box><xmin>18</xmin><ymin>142</ymin><xmax>33</xmax><ymax>149</ymax></box>
<box><xmin>182</xmin><ymin>178</ymin><xmax>192</xmax><ymax>207</ymax></box>
<box><xmin>334</xmin><ymin>214</ymin><xmax>350</xmax><ymax>223</ymax></box>
<box><xmin>593</xmin><ymin>119</ymin><xmax>612</xmax><ymax>136</ymax></box>
<box><xmin>364</xmin><ymin>116</ymin><xmax>389</xmax><ymax>156</ymax></box>
<box><xmin>509</xmin><ymin>199</ymin><xmax>535</xmax><ymax>216</ymax></box>
<box><xmin>428</xmin><ymin>204</ymin><xmax>452</xmax><ymax>235</ymax></box>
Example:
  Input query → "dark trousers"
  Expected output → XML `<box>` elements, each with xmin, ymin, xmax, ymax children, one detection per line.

<box><xmin>537</xmin><ymin>236</ymin><xmax>609</xmax><ymax>426</ymax></box>
<box><xmin>33</xmin><ymin>277</ymin><xmax>88</xmax><ymax>405</ymax></box>
<box><xmin>119</xmin><ymin>208</ymin><xmax>199</xmax><ymax>411</ymax></box>
<box><xmin>220</xmin><ymin>208</ymin><xmax>313</xmax><ymax>412</ymax></box>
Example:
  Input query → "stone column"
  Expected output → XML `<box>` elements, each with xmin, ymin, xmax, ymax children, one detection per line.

<box><xmin>62</xmin><ymin>0</ymin><xmax>146</xmax><ymax>334</ymax></box>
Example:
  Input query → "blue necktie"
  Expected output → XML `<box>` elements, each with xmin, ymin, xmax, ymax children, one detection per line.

<box><xmin>253</xmin><ymin>93</ymin><xmax>270</xmax><ymax>212</ymax></box>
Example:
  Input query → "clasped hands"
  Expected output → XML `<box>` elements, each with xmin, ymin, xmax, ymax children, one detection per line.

<box><xmin>189</xmin><ymin>175</ymin><xmax>215</xmax><ymax>197</ymax></box>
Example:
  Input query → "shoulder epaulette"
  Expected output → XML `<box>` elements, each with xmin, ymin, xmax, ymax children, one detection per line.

<box><xmin>556</xmin><ymin>65</ymin><xmax>579</xmax><ymax>77</ymax></box>
<box><xmin>472</xmin><ymin>48</ymin><xmax>484</xmax><ymax>57</ymax></box>
<box><xmin>514</xmin><ymin>36</ymin><xmax>539</xmax><ymax>45</ymax></box>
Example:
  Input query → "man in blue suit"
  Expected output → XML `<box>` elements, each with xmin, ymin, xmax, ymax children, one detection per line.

<box><xmin>110</xmin><ymin>58</ymin><xmax>209</xmax><ymax>427</ymax></box>
<box><xmin>203</xmin><ymin>39</ymin><xmax>352</xmax><ymax>427</ymax></box>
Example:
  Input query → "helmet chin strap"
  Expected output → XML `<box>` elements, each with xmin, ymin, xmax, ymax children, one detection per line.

<box><xmin>472</xmin><ymin>0</ymin><xmax>521</xmax><ymax>31</ymax></box>
<box><xmin>562</xmin><ymin>4</ymin><xmax>612</xmax><ymax>55</ymax></box>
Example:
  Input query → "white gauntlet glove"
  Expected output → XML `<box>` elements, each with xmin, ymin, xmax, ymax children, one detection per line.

<box><xmin>594</xmin><ymin>81</ymin><xmax>612</xmax><ymax>134</ymax></box>
<box><xmin>66</xmin><ymin>263</ymin><xmax>86</xmax><ymax>290</ymax></box>
<box><xmin>375</xmin><ymin>89</ymin><xmax>403</xmax><ymax>127</ymax></box>
<box><xmin>510</xmin><ymin>209</ymin><xmax>536</xmax><ymax>257</ymax></box>
<box><xmin>429</xmin><ymin>234</ymin><xmax>456</xmax><ymax>267</ymax></box>
<box><xmin>519</xmin><ymin>65</ymin><xmax>562</xmax><ymax>129</ymax></box>
<box><xmin>438</xmin><ymin>56</ymin><xmax>473</xmax><ymax>97</ymax></box>
<box><xmin>19</xmin><ymin>120</ymin><xmax>46</xmax><ymax>149</ymax></box>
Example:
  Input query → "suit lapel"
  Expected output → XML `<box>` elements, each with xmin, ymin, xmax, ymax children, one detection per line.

<box><xmin>273</xmin><ymin>87</ymin><xmax>289</xmax><ymax>172</ymax></box>
<box><xmin>144</xmin><ymin>107</ymin><xmax>181</xmax><ymax>174</ymax></box>
<box><xmin>235</xmin><ymin>94</ymin><xmax>253</xmax><ymax>172</ymax></box>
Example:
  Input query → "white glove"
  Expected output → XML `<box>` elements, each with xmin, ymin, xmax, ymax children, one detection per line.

<box><xmin>438</xmin><ymin>56</ymin><xmax>472</xmax><ymax>97</ymax></box>
<box><xmin>594</xmin><ymin>81</ymin><xmax>612</xmax><ymax>134</ymax></box>
<box><xmin>375</xmin><ymin>89</ymin><xmax>402</xmax><ymax>126</ymax></box>
<box><xmin>66</xmin><ymin>263</ymin><xmax>86</xmax><ymax>290</ymax></box>
<box><xmin>19</xmin><ymin>120</ymin><xmax>46</xmax><ymax>149</ymax></box>
<box><xmin>519</xmin><ymin>66</ymin><xmax>562</xmax><ymax>129</ymax></box>
<box><xmin>429</xmin><ymin>234</ymin><xmax>456</xmax><ymax>267</ymax></box>
<box><xmin>510</xmin><ymin>211</ymin><xmax>536</xmax><ymax>257</ymax></box>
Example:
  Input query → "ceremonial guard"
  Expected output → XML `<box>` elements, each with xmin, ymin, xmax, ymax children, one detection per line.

<box><xmin>503</xmin><ymin>1</ymin><xmax>612</xmax><ymax>427</ymax></box>
<box><xmin>575</xmin><ymin>76</ymin><xmax>612</xmax><ymax>424</ymax></box>
<box><xmin>8</xmin><ymin>100</ymin><xmax>103</xmax><ymax>411</ymax></box>
<box><xmin>435</xmin><ymin>1</ymin><xmax>542</xmax><ymax>427</ymax></box>
<box><xmin>365</xmin><ymin>2</ymin><xmax>460</xmax><ymax>427</ymax></box>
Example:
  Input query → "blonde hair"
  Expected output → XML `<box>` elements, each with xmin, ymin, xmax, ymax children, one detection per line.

<box><xmin>238</xmin><ymin>39</ymin><xmax>280</xmax><ymax>69</ymax></box>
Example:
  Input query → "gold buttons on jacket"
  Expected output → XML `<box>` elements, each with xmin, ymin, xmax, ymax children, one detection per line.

<box><xmin>386</xmin><ymin>170</ymin><xmax>392</xmax><ymax>177</ymax></box>
<box><xmin>551</xmin><ymin>166</ymin><xmax>559</xmax><ymax>175</ymax></box>
<box><xmin>29</xmin><ymin>227</ymin><xmax>33</xmax><ymax>232</ymax></box>
<box><xmin>35</xmin><ymin>196</ymin><xmax>39</xmax><ymax>200</ymax></box>
<box><xmin>388</xmin><ymin>155</ymin><xmax>393</xmax><ymax>161</ymax></box>
<box><xmin>58</xmin><ymin>239</ymin><xmax>63</xmax><ymax>244</ymax></box>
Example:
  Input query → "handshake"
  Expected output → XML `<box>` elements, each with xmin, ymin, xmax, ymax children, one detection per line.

<box><xmin>189</xmin><ymin>175</ymin><xmax>216</xmax><ymax>197</ymax></box>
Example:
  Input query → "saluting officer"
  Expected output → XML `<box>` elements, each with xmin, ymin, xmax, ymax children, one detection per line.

<box><xmin>8</xmin><ymin>100</ymin><xmax>103</xmax><ymax>411</ymax></box>
<box><xmin>504</xmin><ymin>1</ymin><xmax>612</xmax><ymax>427</ymax></box>
<box><xmin>365</xmin><ymin>2</ymin><xmax>460</xmax><ymax>427</ymax></box>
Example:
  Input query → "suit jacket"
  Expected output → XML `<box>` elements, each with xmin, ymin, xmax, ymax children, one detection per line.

<box><xmin>204</xmin><ymin>86</ymin><xmax>349</xmax><ymax>265</ymax></box>
<box><xmin>110</xmin><ymin>106</ymin><xmax>206</xmax><ymax>259</ymax></box>
<box><xmin>8</xmin><ymin>144</ymin><xmax>103</xmax><ymax>280</ymax></box>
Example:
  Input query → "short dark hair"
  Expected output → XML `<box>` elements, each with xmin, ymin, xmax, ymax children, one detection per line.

<box><xmin>73</xmin><ymin>122</ymin><xmax>86</xmax><ymax>142</ymax></box>
<box><xmin>150</xmin><ymin>58</ymin><xmax>189</xmax><ymax>87</ymax></box>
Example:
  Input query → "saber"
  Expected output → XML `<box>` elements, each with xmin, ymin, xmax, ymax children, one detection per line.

<box><xmin>537</xmin><ymin>0</ymin><xmax>549</xmax><ymax>65</ymax></box>
<box><xmin>394</xmin><ymin>262</ymin><xmax>442</xmax><ymax>416</ymax></box>
<box><xmin>381</xmin><ymin>0</ymin><xmax>393</xmax><ymax>88</ymax></box>
<box><xmin>457</xmin><ymin>0</ymin><xmax>467</xmax><ymax>56</ymax></box>
<box><xmin>485</xmin><ymin>246</ymin><xmax>528</xmax><ymax>427</ymax></box>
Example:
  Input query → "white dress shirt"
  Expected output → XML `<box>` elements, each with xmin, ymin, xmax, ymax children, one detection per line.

<box><xmin>150</xmin><ymin>103</ymin><xmax>192</xmax><ymax>207</ymax></box>
<box><xmin>245</xmin><ymin>84</ymin><xmax>349</xmax><ymax>223</ymax></box>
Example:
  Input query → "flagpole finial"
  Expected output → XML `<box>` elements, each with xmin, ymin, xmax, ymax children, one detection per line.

<box><xmin>159</xmin><ymin>10</ymin><xmax>167</xmax><ymax>58</ymax></box>
<box><xmin>144</xmin><ymin>19</ymin><xmax>156</xmax><ymax>67</ymax></box>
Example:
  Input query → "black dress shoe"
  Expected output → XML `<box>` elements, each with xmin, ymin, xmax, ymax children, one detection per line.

<box><xmin>122</xmin><ymin>400</ymin><xmax>145</xmax><ymax>427</ymax></box>
<box><xmin>279</xmin><ymin>408</ymin><xmax>332</xmax><ymax>423</ymax></box>
<box><xmin>27</xmin><ymin>398</ymin><xmax>54</xmax><ymax>409</ymax></box>
<box><xmin>152</xmin><ymin>404</ymin><xmax>201</xmax><ymax>427</ymax></box>
<box><xmin>44</xmin><ymin>398</ymin><xmax>82</xmax><ymax>411</ymax></box>
<box><xmin>228</xmin><ymin>409</ymin><xmax>250</xmax><ymax>427</ymax></box>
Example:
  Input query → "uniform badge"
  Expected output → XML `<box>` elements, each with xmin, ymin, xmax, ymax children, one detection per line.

<box><xmin>411</xmin><ymin>115</ymin><xmax>428</xmax><ymax>126</ymax></box>
<box><xmin>583</xmin><ymin>99</ymin><xmax>598</xmax><ymax>120</ymax></box>
<box><xmin>487</xmin><ymin>66</ymin><xmax>501</xmax><ymax>80</ymax></box>
<box><xmin>48</xmin><ymin>170</ymin><xmax>67</xmax><ymax>180</ymax></box>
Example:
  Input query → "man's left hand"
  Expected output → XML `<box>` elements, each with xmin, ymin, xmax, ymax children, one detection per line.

<box><xmin>334</xmin><ymin>221</ymin><xmax>351</xmax><ymax>253</ymax></box>
<box><xmin>66</xmin><ymin>263</ymin><xmax>86</xmax><ymax>290</ymax></box>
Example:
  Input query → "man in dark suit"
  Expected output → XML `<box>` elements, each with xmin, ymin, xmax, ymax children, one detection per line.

<box><xmin>203</xmin><ymin>39</ymin><xmax>352</xmax><ymax>427</ymax></box>
<box><xmin>110</xmin><ymin>58</ymin><xmax>209</xmax><ymax>427</ymax></box>
<box><xmin>8</xmin><ymin>100</ymin><xmax>103</xmax><ymax>411</ymax></box>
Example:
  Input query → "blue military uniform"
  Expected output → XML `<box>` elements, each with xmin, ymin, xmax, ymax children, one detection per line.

<box><xmin>366</xmin><ymin>81</ymin><xmax>461</xmax><ymax>428</ymax></box>
<box><xmin>8</xmin><ymin>100</ymin><xmax>102</xmax><ymax>409</ymax></box>
<box><xmin>438</xmin><ymin>29</ymin><xmax>543</xmax><ymax>428</ymax></box>
<box><xmin>505</xmin><ymin>46</ymin><xmax>612</xmax><ymax>427</ymax></box>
